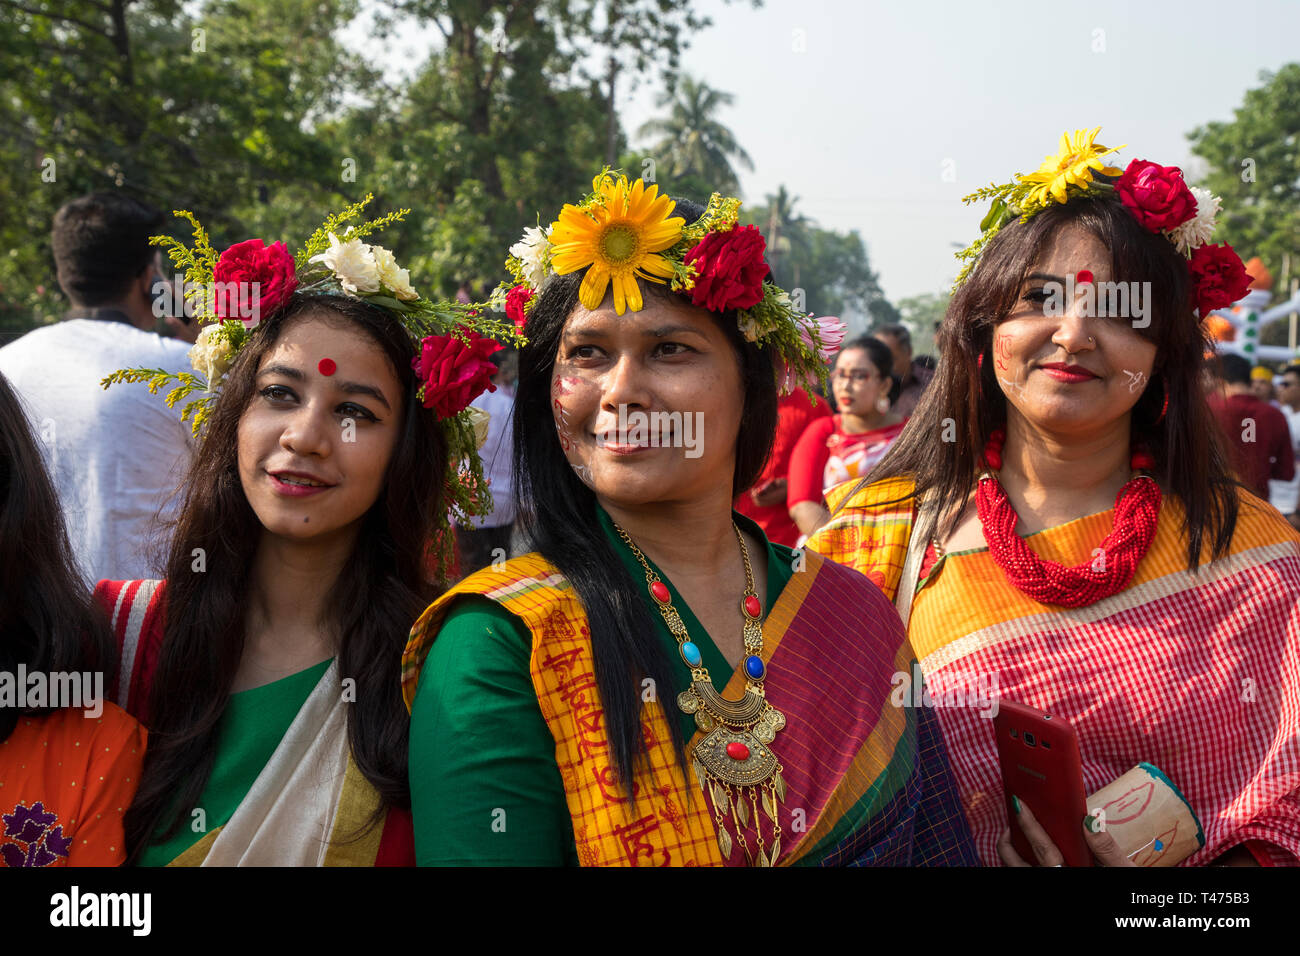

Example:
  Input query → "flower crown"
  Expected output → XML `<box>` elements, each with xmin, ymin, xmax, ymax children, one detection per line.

<box><xmin>101</xmin><ymin>195</ymin><xmax>523</xmax><ymax>559</ymax></box>
<box><xmin>496</xmin><ymin>169</ymin><xmax>845</xmax><ymax>394</ymax></box>
<box><xmin>954</xmin><ymin>127</ymin><xmax>1252</xmax><ymax>317</ymax></box>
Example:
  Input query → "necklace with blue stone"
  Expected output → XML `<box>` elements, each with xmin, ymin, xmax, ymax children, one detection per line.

<box><xmin>614</xmin><ymin>521</ymin><xmax>787</xmax><ymax>867</ymax></box>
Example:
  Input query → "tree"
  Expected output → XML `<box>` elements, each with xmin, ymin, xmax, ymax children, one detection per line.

<box><xmin>0</xmin><ymin>0</ymin><xmax>372</xmax><ymax>329</ymax></box>
<box><xmin>741</xmin><ymin>193</ymin><xmax>893</xmax><ymax>333</ymax></box>
<box><xmin>752</xmin><ymin>185</ymin><xmax>811</xmax><ymax>280</ymax></box>
<box><xmin>635</xmin><ymin>75</ymin><xmax>754</xmax><ymax>197</ymax></box>
<box><xmin>1188</xmin><ymin>64</ymin><xmax>1300</xmax><ymax>286</ymax></box>
<box><xmin>895</xmin><ymin>292</ymin><xmax>950</xmax><ymax>356</ymax></box>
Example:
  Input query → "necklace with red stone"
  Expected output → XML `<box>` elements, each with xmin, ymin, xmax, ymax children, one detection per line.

<box><xmin>613</xmin><ymin>520</ymin><xmax>788</xmax><ymax>867</ymax></box>
<box><xmin>976</xmin><ymin>428</ymin><xmax>1162</xmax><ymax>608</ymax></box>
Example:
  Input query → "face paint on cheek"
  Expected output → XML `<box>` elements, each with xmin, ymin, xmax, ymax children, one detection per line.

<box><xmin>994</xmin><ymin>334</ymin><xmax>1012</xmax><ymax>372</ymax></box>
<box><xmin>1122</xmin><ymin>370</ymin><xmax>1147</xmax><ymax>393</ymax></box>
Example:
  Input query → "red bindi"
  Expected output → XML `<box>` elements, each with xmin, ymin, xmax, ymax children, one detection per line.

<box><xmin>1075</xmin><ymin>269</ymin><xmax>1094</xmax><ymax>285</ymax></box>
<box><xmin>318</xmin><ymin>358</ymin><xmax>337</xmax><ymax>376</ymax></box>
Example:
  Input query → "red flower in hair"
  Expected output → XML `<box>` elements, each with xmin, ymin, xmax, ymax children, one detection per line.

<box><xmin>684</xmin><ymin>225</ymin><xmax>770</xmax><ymax>312</ymax></box>
<box><xmin>212</xmin><ymin>239</ymin><xmax>297</xmax><ymax>327</ymax></box>
<box><xmin>1189</xmin><ymin>243</ymin><xmax>1252</xmax><ymax>317</ymax></box>
<box><xmin>412</xmin><ymin>330</ymin><xmax>503</xmax><ymax>419</ymax></box>
<box><xmin>1114</xmin><ymin>160</ymin><xmax>1197</xmax><ymax>233</ymax></box>
<box><xmin>505</xmin><ymin>284</ymin><xmax>533</xmax><ymax>334</ymax></box>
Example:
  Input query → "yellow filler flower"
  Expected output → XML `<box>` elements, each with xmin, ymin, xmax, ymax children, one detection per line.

<box><xmin>548</xmin><ymin>172</ymin><xmax>685</xmax><ymax>314</ymax></box>
<box><xmin>1018</xmin><ymin>127</ymin><xmax>1124</xmax><ymax>207</ymax></box>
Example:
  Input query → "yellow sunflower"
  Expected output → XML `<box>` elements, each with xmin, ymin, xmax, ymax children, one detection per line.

<box><xmin>548</xmin><ymin>173</ymin><xmax>685</xmax><ymax>314</ymax></box>
<box><xmin>1018</xmin><ymin>127</ymin><xmax>1124</xmax><ymax>207</ymax></box>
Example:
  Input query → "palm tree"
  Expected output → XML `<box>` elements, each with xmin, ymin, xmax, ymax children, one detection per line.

<box><xmin>760</xmin><ymin>185</ymin><xmax>812</xmax><ymax>283</ymax></box>
<box><xmin>636</xmin><ymin>75</ymin><xmax>755</xmax><ymax>196</ymax></box>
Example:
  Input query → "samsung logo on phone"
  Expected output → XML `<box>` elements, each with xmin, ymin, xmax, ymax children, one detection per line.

<box><xmin>1016</xmin><ymin>764</ymin><xmax>1047</xmax><ymax>781</ymax></box>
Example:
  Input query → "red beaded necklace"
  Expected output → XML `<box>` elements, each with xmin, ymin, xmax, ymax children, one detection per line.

<box><xmin>975</xmin><ymin>428</ymin><xmax>1162</xmax><ymax>607</ymax></box>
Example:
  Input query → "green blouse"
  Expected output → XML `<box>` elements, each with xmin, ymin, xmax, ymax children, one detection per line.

<box><xmin>138</xmin><ymin>658</ymin><xmax>333</xmax><ymax>867</ymax></box>
<box><xmin>409</xmin><ymin>508</ymin><xmax>797</xmax><ymax>866</ymax></box>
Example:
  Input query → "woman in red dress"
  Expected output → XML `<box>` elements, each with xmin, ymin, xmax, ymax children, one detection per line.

<box><xmin>787</xmin><ymin>336</ymin><xmax>906</xmax><ymax>537</ymax></box>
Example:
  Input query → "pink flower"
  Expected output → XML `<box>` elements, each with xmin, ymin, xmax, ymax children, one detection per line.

<box><xmin>212</xmin><ymin>239</ymin><xmax>297</xmax><ymax>327</ymax></box>
<box><xmin>685</xmin><ymin>225</ymin><xmax>770</xmax><ymax>312</ymax></box>
<box><xmin>412</xmin><ymin>330</ymin><xmax>503</xmax><ymax>419</ymax></box>
<box><xmin>505</xmin><ymin>284</ymin><xmax>533</xmax><ymax>334</ymax></box>
<box><xmin>1114</xmin><ymin>160</ymin><xmax>1198</xmax><ymax>233</ymax></box>
<box><xmin>798</xmin><ymin>314</ymin><xmax>846</xmax><ymax>363</ymax></box>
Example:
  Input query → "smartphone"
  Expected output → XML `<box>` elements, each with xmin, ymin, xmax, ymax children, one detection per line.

<box><xmin>993</xmin><ymin>700</ymin><xmax>1091</xmax><ymax>867</ymax></box>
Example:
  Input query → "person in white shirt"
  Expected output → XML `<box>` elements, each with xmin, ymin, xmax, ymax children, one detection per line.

<box><xmin>0</xmin><ymin>193</ymin><xmax>198</xmax><ymax>583</ymax></box>
<box><xmin>455</xmin><ymin>350</ymin><xmax>516</xmax><ymax>577</ymax></box>
<box><xmin>1270</xmin><ymin>364</ymin><xmax>1300</xmax><ymax>530</ymax></box>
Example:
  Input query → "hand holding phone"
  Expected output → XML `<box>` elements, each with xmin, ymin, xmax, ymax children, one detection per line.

<box><xmin>993</xmin><ymin>700</ymin><xmax>1091</xmax><ymax>867</ymax></box>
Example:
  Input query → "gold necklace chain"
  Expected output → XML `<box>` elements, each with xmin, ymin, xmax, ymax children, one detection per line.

<box><xmin>612</xmin><ymin>520</ymin><xmax>787</xmax><ymax>867</ymax></box>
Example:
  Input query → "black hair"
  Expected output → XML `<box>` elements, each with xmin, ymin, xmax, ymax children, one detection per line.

<box><xmin>0</xmin><ymin>373</ymin><xmax>117</xmax><ymax>741</ymax></box>
<box><xmin>51</xmin><ymin>193</ymin><xmax>167</xmax><ymax>307</ymax></box>
<box><xmin>1217</xmin><ymin>353</ymin><xmax>1253</xmax><ymax>386</ymax></box>
<box><xmin>836</xmin><ymin>335</ymin><xmax>896</xmax><ymax>381</ymax></box>
<box><xmin>124</xmin><ymin>293</ymin><xmax>447</xmax><ymax>860</ymax></box>
<box><xmin>510</xmin><ymin>198</ymin><xmax>778</xmax><ymax>794</ymax></box>
<box><xmin>858</xmin><ymin>195</ymin><xmax>1244</xmax><ymax>572</ymax></box>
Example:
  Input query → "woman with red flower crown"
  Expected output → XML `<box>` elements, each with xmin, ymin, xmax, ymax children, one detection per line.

<box><xmin>399</xmin><ymin>172</ymin><xmax>980</xmax><ymax>867</ymax></box>
<box><xmin>808</xmin><ymin>129</ymin><xmax>1300</xmax><ymax>867</ymax></box>
<box><xmin>94</xmin><ymin>200</ymin><xmax>512</xmax><ymax>865</ymax></box>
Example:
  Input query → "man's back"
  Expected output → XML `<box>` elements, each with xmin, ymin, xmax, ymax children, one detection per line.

<box><xmin>0</xmin><ymin>318</ymin><xmax>193</xmax><ymax>582</ymax></box>
<box><xmin>1208</xmin><ymin>391</ymin><xmax>1295</xmax><ymax>501</ymax></box>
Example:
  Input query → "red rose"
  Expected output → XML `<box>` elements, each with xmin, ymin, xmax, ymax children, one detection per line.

<box><xmin>212</xmin><ymin>238</ymin><xmax>297</xmax><ymax>327</ymax></box>
<box><xmin>412</xmin><ymin>330</ymin><xmax>503</xmax><ymax>419</ymax></box>
<box><xmin>1114</xmin><ymin>159</ymin><xmax>1197</xmax><ymax>233</ymax></box>
<box><xmin>684</xmin><ymin>224</ymin><xmax>770</xmax><ymax>312</ymax></box>
<box><xmin>505</xmin><ymin>284</ymin><xmax>533</xmax><ymax>334</ymax></box>
<box><xmin>1189</xmin><ymin>243</ymin><xmax>1252</xmax><ymax>317</ymax></box>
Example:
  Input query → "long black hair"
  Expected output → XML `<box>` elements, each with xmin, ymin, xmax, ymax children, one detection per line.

<box><xmin>860</xmin><ymin>196</ymin><xmax>1242</xmax><ymax>570</ymax></box>
<box><xmin>123</xmin><ymin>294</ymin><xmax>447</xmax><ymax>860</ymax></box>
<box><xmin>511</xmin><ymin>200</ymin><xmax>779</xmax><ymax>795</ymax></box>
<box><xmin>0</xmin><ymin>372</ymin><xmax>117</xmax><ymax>741</ymax></box>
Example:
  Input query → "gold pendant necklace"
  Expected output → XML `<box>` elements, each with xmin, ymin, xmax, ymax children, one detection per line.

<box><xmin>614</xmin><ymin>521</ymin><xmax>787</xmax><ymax>867</ymax></box>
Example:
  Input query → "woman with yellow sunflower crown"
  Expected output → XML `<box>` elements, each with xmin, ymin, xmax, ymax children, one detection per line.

<box><xmin>807</xmin><ymin>128</ymin><xmax>1300</xmax><ymax>868</ymax></box>
<box><xmin>399</xmin><ymin>171</ymin><xmax>980</xmax><ymax>866</ymax></box>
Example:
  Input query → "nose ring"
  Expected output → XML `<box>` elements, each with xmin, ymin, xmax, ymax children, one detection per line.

<box><xmin>1088</xmin><ymin>336</ymin><xmax>1095</xmax><ymax>343</ymax></box>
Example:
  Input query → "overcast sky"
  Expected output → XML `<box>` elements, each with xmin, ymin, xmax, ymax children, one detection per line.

<box><xmin>346</xmin><ymin>0</ymin><xmax>1300</xmax><ymax>304</ymax></box>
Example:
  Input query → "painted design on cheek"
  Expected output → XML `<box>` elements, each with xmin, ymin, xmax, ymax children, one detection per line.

<box><xmin>553</xmin><ymin>398</ymin><xmax>572</xmax><ymax>452</ymax></box>
<box><xmin>1122</xmin><ymin>370</ymin><xmax>1147</xmax><ymax>393</ymax></box>
<box><xmin>1075</xmin><ymin>269</ymin><xmax>1094</xmax><ymax>286</ymax></box>
<box><xmin>994</xmin><ymin>335</ymin><xmax>1012</xmax><ymax>372</ymax></box>
<box><xmin>318</xmin><ymin>358</ymin><xmax>337</xmax><ymax>376</ymax></box>
<box><xmin>999</xmin><ymin>376</ymin><xmax>1026</xmax><ymax>397</ymax></box>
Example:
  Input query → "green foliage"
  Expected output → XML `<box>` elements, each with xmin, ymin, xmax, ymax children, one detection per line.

<box><xmin>895</xmin><ymin>292</ymin><xmax>951</xmax><ymax>356</ymax></box>
<box><xmin>634</xmin><ymin>75</ymin><xmax>754</xmax><ymax>198</ymax></box>
<box><xmin>742</xmin><ymin>188</ymin><xmax>893</xmax><ymax>330</ymax></box>
<box><xmin>1189</xmin><ymin>64</ymin><xmax>1300</xmax><ymax>285</ymax></box>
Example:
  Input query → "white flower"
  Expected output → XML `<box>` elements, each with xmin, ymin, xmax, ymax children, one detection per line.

<box><xmin>464</xmin><ymin>405</ymin><xmax>491</xmax><ymax>450</ymax></box>
<box><xmin>509</xmin><ymin>226</ymin><xmax>551</xmax><ymax>289</ymax></box>
<box><xmin>309</xmin><ymin>232</ymin><xmax>380</xmax><ymax>295</ymax></box>
<box><xmin>1166</xmin><ymin>187</ymin><xmax>1221</xmax><ymax>256</ymax></box>
<box><xmin>189</xmin><ymin>324</ymin><xmax>235</xmax><ymax>388</ymax></box>
<box><xmin>370</xmin><ymin>245</ymin><xmax>418</xmax><ymax>301</ymax></box>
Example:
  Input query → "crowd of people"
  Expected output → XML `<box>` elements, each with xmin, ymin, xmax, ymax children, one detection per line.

<box><xmin>1</xmin><ymin>130</ymin><xmax>1299</xmax><ymax>868</ymax></box>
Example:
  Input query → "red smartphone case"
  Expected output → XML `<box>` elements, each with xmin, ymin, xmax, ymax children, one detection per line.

<box><xmin>993</xmin><ymin>700</ymin><xmax>1091</xmax><ymax>867</ymax></box>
